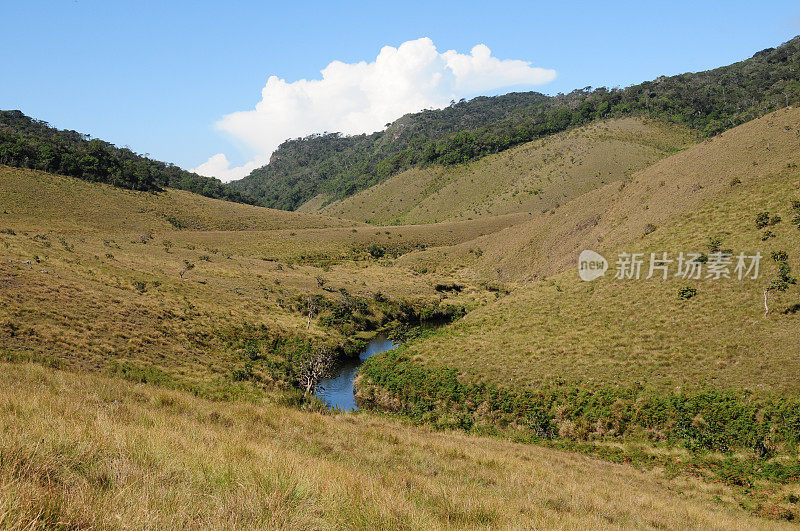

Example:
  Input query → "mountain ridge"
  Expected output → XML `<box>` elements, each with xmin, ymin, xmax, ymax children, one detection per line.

<box><xmin>230</xmin><ymin>36</ymin><xmax>800</xmax><ymax>211</ymax></box>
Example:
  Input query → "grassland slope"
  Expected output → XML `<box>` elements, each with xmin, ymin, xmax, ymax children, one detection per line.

<box><xmin>0</xmin><ymin>165</ymin><xmax>527</xmax><ymax>397</ymax></box>
<box><xmin>360</xmin><ymin>107</ymin><xmax>800</xmax><ymax>443</ymax></box>
<box><xmin>309</xmin><ymin>118</ymin><xmax>696</xmax><ymax>224</ymax></box>
<box><xmin>0</xmin><ymin>165</ymin><xmax>355</xmax><ymax>232</ymax></box>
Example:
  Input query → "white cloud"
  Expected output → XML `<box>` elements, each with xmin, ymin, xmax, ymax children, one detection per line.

<box><xmin>193</xmin><ymin>37</ymin><xmax>555</xmax><ymax>182</ymax></box>
<box><xmin>192</xmin><ymin>153</ymin><xmax>267</xmax><ymax>183</ymax></box>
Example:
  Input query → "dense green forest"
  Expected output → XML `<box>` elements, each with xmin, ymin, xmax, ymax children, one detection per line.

<box><xmin>0</xmin><ymin>111</ymin><xmax>250</xmax><ymax>203</ymax></box>
<box><xmin>232</xmin><ymin>36</ymin><xmax>800</xmax><ymax>211</ymax></box>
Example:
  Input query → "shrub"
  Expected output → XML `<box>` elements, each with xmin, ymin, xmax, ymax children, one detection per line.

<box><xmin>164</xmin><ymin>215</ymin><xmax>184</xmax><ymax>229</ymax></box>
<box><xmin>644</xmin><ymin>223</ymin><xmax>658</xmax><ymax>235</ymax></box>
<box><xmin>716</xmin><ymin>459</ymin><xmax>753</xmax><ymax>487</ymax></box>
<box><xmin>110</xmin><ymin>362</ymin><xmax>174</xmax><ymax>387</ymax></box>
<box><xmin>756</xmin><ymin>212</ymin><xmax>782</xmax><ymax>229</ymax></box>
<box><xmin>783</xmin><ymin>303</ymin><xmax>800</xmax><ymax>314</ymax></box>
<box><xmin>678</xmin><ymin>286</ymin><xmax>697</xmax><ymax>300</ymax></box>
<box><xmin>434</xmin><ymin>282</ymin><xmax>464</xmax><ymax>293</ymax></box>
<box><xmin>707</xmin><ymin>236</ymin><xmax>723</xmax><ymax>253</ymax></box>
<box><xmin>358</xmin><ymin>348</ymin><xmax>800</xmax><ymax>454</ymax></box>
<box><xmin>772</xmin><ymin>250</ymin><xmax>789</xmax><ymax>263</ymax></box>
<box><xmin>231</xmin><ymin>363</ymin><xmax>254</xmax><ymax>382</ymax></box>
<box><xmin>367</xmin><ymin>244</ymin><xmax>385</xmax><ymax>259</ymax></box>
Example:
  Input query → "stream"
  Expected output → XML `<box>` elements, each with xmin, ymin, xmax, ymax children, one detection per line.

<box><xmin>314</xmin><ymin>335</ymin><xmax>398</xmax><ymax>411</ymax></box>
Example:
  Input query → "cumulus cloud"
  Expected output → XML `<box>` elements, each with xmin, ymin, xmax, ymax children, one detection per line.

<box><xmin>192</xmin><ymin>153</ymin><xmax>268</xmax><ymax>184</ymax></box>
<box><xmin>193</xmin><ymin>37</ymin><xmax>555</xmax><ymax>182</ymax></box>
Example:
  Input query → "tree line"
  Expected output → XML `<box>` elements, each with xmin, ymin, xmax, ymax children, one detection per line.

<box><xmin>0</xmin><ymin>110</ymin><xmax>251</xmax><ymax>203</ymax></box>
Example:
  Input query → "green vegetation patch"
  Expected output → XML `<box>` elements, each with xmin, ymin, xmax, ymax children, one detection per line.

<box><xmin>358</xmin><ymin>348</ymin><xmax>800</xmax><ymax>456</ymax></box>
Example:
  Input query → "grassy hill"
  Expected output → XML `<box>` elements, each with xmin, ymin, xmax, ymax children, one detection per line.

<box><xmin>228</xmin><ymin>93</ymin><xmax>551</xmax><ymax>210</ymax></box>
<box><xmin>399</xmin><ymin>106</ymin><xmax>800</xmax><ymax>281</ymax></box>
<box><xmin>0</xmin><ymin>165</ymin><xmax>354</xmax><ymax>233</ymax></box>
<box><xmin>4</xmin><ymin>165</ymin><xmax>785</xmax><ymax>526</ymax></box>
<box><xmin>5</xmin><ymin>105</ymin><xmax>800</xmax><ymax>525</ymax></box>
<box><xmin>309</xmin><ymin>118</ymin><xmax>696</xmax><ymax>224</ymax></box>
<box><xmin>377</xmin><ymin>106</ymin><xmax>800</xmax><ymax>392</ymax></box>
<box><xmin>354</xmin><ymin>107</ymin><xmax>800</xmax><ymax>517</ymax></box>
<box><xmin>0</xmin><ymin>164</ymin><xmax>529</xmax><ymax>398</ymax></box>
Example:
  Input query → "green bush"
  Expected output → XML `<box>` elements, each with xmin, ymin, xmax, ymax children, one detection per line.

<box><xmin>367</xmin><ymin>244</ymin><xmax>385</xmax><ymax>259</ymax></box>
<box><xmin>678</xmin><ymin>286</ymin><xmax>697</xmax><ymax>300</ymax></box>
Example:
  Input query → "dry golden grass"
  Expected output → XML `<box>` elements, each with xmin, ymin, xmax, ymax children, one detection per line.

<box><xmin>312</xmin><ymin>118</ymin><xmax>696</xmax><ymax>225</ymax></box>
<box><xmin>0</xmin><ymin>166</ymin><xmax>356</xmax><ymax>232</ymax></box>
<box><xmin>1</xmin><ymin>110</ymin><xmax>799</xmax><ymax>528</ymax></box>
<box><xmin>402</xmin><ymin>106</ymin><xmax>800</xmax><ymax>282</ymax></box>
<box><xmin>396</xmin><ymin>107</ymin><xmax>800</xmax><ymax>393</ymax></box>
<box><xmin>0</xmin><ymin>361</ymin><xmax>784</xmax><ymax>529</ymax></box>
<box><xmin>0</xmin><ymin>165</ymin><xmax>520</xmax><ymax>392</ymax></box>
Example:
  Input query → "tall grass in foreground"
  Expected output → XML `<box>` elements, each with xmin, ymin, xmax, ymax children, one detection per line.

<box><xmin>0</xmin><ymin>362</ymin><xmax>780</xmax><ymax>529</ymax></box>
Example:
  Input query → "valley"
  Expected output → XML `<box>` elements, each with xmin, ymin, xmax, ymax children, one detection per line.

<box><xmin>3</xmin><ymin>33</ymin><xmax>800</xmax><ymax>528</ymax></box>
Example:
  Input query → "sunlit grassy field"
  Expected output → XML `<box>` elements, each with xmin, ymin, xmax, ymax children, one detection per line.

<box><xmin>396</xmin><ymin>107</ymin><xmax>800</xmax><ymax>393</ymax></box>
<box><xmin>0</xmin><ymin>361</ymin><xmax>784</xmax><ymax>529</ymax></box>
<box><xmin>2</xmin><ymin>108</ymin><xmax>800</xmax><ymax>527</ymax></box>
<box><xmin>0</xmin><ymin>167</ymin><xmax>356</xmax><ymax>232</ymax></box>
<box><xmin>0</xmin><ymin>164</ymin><xmax>517</xmax><ymax>396</ymax></box>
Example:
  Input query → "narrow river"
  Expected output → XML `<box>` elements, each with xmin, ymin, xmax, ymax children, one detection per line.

<box><xmin>315</xmin><ymin>335</ymin><xmax>398</xmax><ymax>411</ymax></box>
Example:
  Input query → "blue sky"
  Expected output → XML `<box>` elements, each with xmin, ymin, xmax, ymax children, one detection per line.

<box><xmin>2</xmin><ymin>1</ymin><xmax>799</xmax><ymax>180</ymax></box>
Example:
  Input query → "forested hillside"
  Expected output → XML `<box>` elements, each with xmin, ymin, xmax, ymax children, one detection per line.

<box><xmin>230</xmin><ymin>92</ymin><xmax>550</xmax><ymax>210</ymax></box>
<box><xmin>232</xmin><ymin>36</ymin><xmax>800</xmax><ymax>211</ymax></box>
<box><xmin>0</xmin><ymin>110</ymin><xmax>250</xmax><ymax>203</ymax></box>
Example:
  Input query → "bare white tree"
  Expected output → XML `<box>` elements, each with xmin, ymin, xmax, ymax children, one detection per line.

<box><xmin>306</xmin><ymin>295</ymin><xmax>317</xmax><ymax>330</ymax></box>
<box><xmin>298</xmin><ymin>347</ymin><xmax>334</xmax><ymax>395</ymax></box>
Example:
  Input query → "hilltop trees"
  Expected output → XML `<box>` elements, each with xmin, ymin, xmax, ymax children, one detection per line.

<box><xmin>0</xmin><ymin>110</ymin><xmax>251</xmax><ymax>203</ymax></box>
